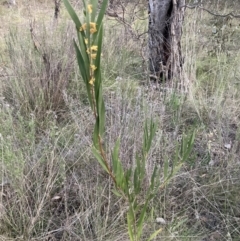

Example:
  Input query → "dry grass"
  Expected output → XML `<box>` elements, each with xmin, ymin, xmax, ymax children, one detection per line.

<box><xmin>0</xmin><ymin>1</ymin><xmax>240</xmax><ymax>240</ymax></box>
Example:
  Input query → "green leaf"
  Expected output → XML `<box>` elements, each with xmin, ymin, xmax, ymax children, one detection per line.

<box><xmin>94</xmin><ymin>24</ymin><xmax>103</xmax><ymax>79</ymax></box>
<box><xmin>74</xmin><ymin>41</ymin><xmax>92</xmax><ymax>108</ymax></box>
<box><xmin>92</xmin><ymin>147</ymin><xmax>108</xmax><ymax>173</ymax></box>
<box><xmin>93</xmin><ymin>24</ymin><xmax>105</xmax><ymax>137</ymax></box>
<box><xmin>116</xmin><ymin>161</ymin><xmax>125</xmax><ymax>188</ymax></box>
<box><xmin>171</xmin><ymin>162</ymin><xmax>183</xmax><ymax>177</ymax></box>
<box><xmin>85</xmin><ymin>2</ymin><xmax>90</xmax><ymax>38</ymax></box>
<box><xmin>173</xmin><ymin>141</ymin><xmax>179</xmax><ymax>164</ymax></box>
<box><xmin>150</xmin><ymin>165</ymin><xmax>158</xmax><ymax>191</ymax></box>
<box><xmin>149</xmin><ymin>119</ymin><xmax>157</xmax><ymax>148</ymax></box>
<box><xmin>111</xmin><ymin>140</ymin><xmax>124</xmax><ymax>188</ymax></box>
<box><xmin>82</xmin><ymin>0</ymin><xmax>86</xmax><ymax>12</ymax></box>
<box><xmin>93</xmin><ymin>118</ymin><xmax>100</xmax><ymax>148</ymax></box>
<box><xmin>63</xmin><ymin>0</ymin><xmax>81</xmax><ymax>28</ymax></box>
<box><xmin>73</xmin><ymin>41</ymin><xmax>87</xmax><ymax>81</ymax></box>
<box><xmin>143</xmin><ymin>121</ymin><xmax>148</xmax><ymax>153</ymax></box>
<box><xmin>182</xmin><ymin>130</ymin><xmax>195</xmax><ymax>161</ymax></box>
<box><xmin>91</xmin><ymin>0</ymin><xmax>98</xmax><ymax>21</ymax></box>
<box><xmin>189</xmin><ymin>129</ymin><xmax>196</xmax><ymax>146</ymax></box>
<box><xmin>77</xmin><ymin>31</ymin><xmax>89</xmax><ymax>70</ymax></box>
<box><xmin>112</xmin><ymin>188</ymin><xmax>122</xmax><ymax>197</ymax></box>
<box><xmin>134</xmin><ymin>168</ymin><xmax>140</xmax><ymax>195</ymax></box>
<box><xmin>139</xmin><ymin>158</ymin><xmax>145</xmax><ymax>181</ymax></box>
<box><xmin>113</xmin><ymin>139</ymin><xmax>120</xmax><ymax>160</ymax></box>
<box><xmin>133</xmin><ymin>155</ymin><xmax>145</xmax><ymax>195</ymax></box>
<box><xmin>112</xmin><ymin>139</ymin><xmax>120</xmax><ymax>173</ymax></box>
<box><xmin>143</xmin><ymin>118</ymin><xmax>157</xmax><ymax>157</ymax></box>
<box><xmin>97</xmin><ymin>87</ymin><xmax>105</xmax><ymax>137</ymax></box>
<box><xmin>127</xmin><ymin>212</ymin><xmax>134</xmax><ymax>241</ymax></box>
<box><xmin>147</xmin><ymin>228</ymin><xmax>163</xmax><ymax>241</ymax></box>
<box><xmin>124</xmin><ymin>168</ymin><xmax>132</xmax><ymax>193</ymax></box>
<box><xmin>96</xmin><ymin>0</ymin><xmax>109</xmax><ymax>31</ymax></box>
<box><xmin>137</xmin><ymin>201</ymin><xmax>148</xmax><ymax>239</ymax></box>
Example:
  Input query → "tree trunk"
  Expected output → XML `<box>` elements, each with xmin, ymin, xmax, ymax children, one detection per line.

<box><xmin>149</xmin><ymin>0</ymin><xmax>185</xmax><ymax>82</ymax></box>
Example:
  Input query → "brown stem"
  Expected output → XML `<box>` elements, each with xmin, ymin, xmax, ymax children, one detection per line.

<box><xmin>182</xmin><ymin>4</ymin><xmax>240</xmax><ymax>18</ymax></box>
<box><xmin>97</xmin><ymin>134</ymin><xmax>117</xmax><ymax>185</ymax></box>
<box><xmin>90</xmin><ymin>84</ymin><xmax>117</xmax><ymax>186</ymax></box>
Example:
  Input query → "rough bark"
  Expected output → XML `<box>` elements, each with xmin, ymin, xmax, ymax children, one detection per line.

<box><xmin>149</xmin><ymin>0</ymin><xmax>185</xmax><ymax>81</ymax></box>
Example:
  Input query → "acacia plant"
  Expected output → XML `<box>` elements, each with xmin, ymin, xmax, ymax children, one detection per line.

<box><xmin>63</xmin><ymin>0</ymin><xmax>195</xmax><ymax>240</ymax></box>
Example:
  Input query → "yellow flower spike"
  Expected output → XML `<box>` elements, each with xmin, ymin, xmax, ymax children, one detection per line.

<box><xmin>86</xmin><ymin>48</ymin><xmax>90</xmax><ymax>54</ymax></box>
<box><xmin>90</xmin><ymin>22</ymin><xmax>97</xmax><ymax>34</ymax></box>
<box><xmin>84</xmin><ymin>38</ymin><xmax>88</xmax><ymax>45</ymax></box>
<box><xmin>91</xmin><ymin>45</ymin><xmax>98</xmax><ymax>52</ymax></box>
<box><xmin>89</xmin><ymin>77</ymin><xmax>95</xmax><ymax>85</ymax></box>
<box><xmin>87</xmin><ymin>4</ymin><xmax>93</xmax><ymax>14</ymax></box>
<box><xmin>90</xmin><ymin>28</ymin><xmax>97</xmax><ymax>34</ymax></box>
<box><xmin>90</xmin><ymin>22</ymin><xmax>96</xmax><ymax>28</ymax></box>
<box><xmin>90</xmin><ymin>65</ymin><xmax>97</xmax><ymax>71</ymax></box>
<box><xmin>80</xmin><ymin>23</ymin><xmax>87</xmax><ymax>31</ymax></box>
<box><xmin>91</xmin><ymin>54</ymin><xmax>97</xmax><ymax>59</ymax></box>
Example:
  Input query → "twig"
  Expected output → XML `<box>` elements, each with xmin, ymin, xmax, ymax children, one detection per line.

<box><xmin>182</xmin><ymin>4</ymin><xmax>240</xmax><ymax>18</ymax></box>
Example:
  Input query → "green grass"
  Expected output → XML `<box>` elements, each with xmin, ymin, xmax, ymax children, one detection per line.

<box><xmin>0</xmin><ymin>1</ymin><xmax>240</xmax><ymax>240</ymax></box>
